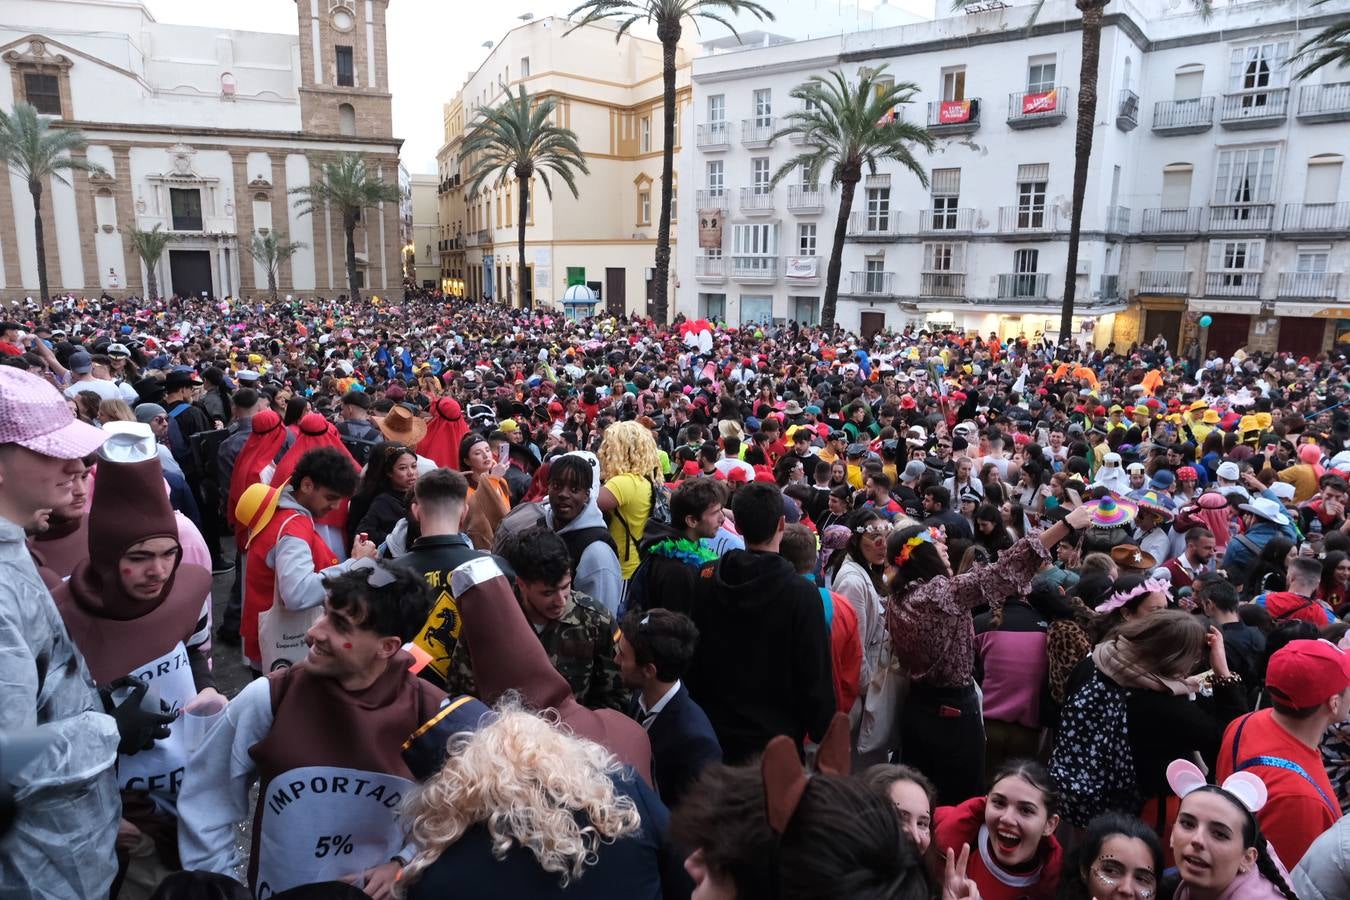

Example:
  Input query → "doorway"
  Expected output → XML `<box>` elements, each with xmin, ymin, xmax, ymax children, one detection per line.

<box><xmin>1277</xmin><ymin>317</ymin><xmax>1326</xmax><ymax>358</ymax></box>
<box><xmin>1142</xmin><ymin>309</ymin><xmax>1183</xmax><ymax>349</ymax></box>
<box><xmin>169</xmin><ymin>250</ymin><xmax>212</xmax><ymax>300</ymax></box>
<box><xmin>605</xmin><ymin>268</ymin><xmax>626</xmax><ymax>316</ymax></box>
<box><xmin>1205</xmin><ymin>314</ymin><xmax>1251</xmax><ymax>358</ymax></box>
<box><xmin>860</xmin><ymin>310</ymin><xmax>886</xmax><ymax>340</ymax></box>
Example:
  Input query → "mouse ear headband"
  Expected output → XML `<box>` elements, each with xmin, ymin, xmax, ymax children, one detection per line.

<box><xmin>1166</xmin><ymin>759</ymin><xmax>1267</xmax><ymax>814</ymax></box>
<box><xmin>762</xmin><ymin>712</ymin><xmax>851</xmax><ymax>833</ymax></box>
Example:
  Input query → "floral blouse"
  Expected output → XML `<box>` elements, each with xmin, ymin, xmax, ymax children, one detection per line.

<box><xmin>887</xmin><ymin>535</ymin><xmax>1050</xmax><ymax>689</ymax></box>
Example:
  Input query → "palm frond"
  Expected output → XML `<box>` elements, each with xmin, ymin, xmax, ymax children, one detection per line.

<box><xmin>129</xmin><ymin>224</ymin><xmax>174</xmax><ymax>265</ymax></box>
<box><xmin>0</xmin><ymin>102</ymin><xmax>105</xmax><ymax>182</ymax></box>
<box><xmin>1293</xmin><ymin>18</ymin><xmax>1350</xmax><ymax>80</ymax></box>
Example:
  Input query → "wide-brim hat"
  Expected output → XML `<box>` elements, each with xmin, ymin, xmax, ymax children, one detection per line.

<box><xmin>1084</xmin><ymin>496</ymin><xmax>1137</xmax><ymax>528</ymax></box>
<box><xmin>1134</xmin><ymin>490</ymin><xmax>1176</xmax><ymax>521</ymax></box>
<box><xmin>236</xmin><ymin>479</ymin><xmax>287</xmax><ymax>548</ymax></box>
<box><xmin>1110</xmin><ymin>543</ymin><xmax>1157</xmax><ymax>571</ymax></box>
<box><xmin>783</xmin><ymin>400</ymin><xmax>804</xmax><ymax>416</ymax></box>
<box><xmin>718</xmin><ymin>419</ymin><xmax>745</xmax><ymax>441</ymax></box>
<box><xmin>1238</xmin><ymin>497</ymin><xmax>1290</xmax><ymax>527</ymax></box>
<box><xmin>378</xmin><ymin>405</ymin><xmax>428</xmax><ymax>447</ymax></box>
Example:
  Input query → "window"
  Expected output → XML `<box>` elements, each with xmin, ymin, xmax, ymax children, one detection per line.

<box><xmin>1305</xmin><ymin>155</ymin><xmax>1344</xmax><ymax>201</ymax></box>
<box><xmin>732</xmin><ymin>222</ymin><xmax>778</xmax><ymax>270</ymax></box>
<box><xmin>640</xmin><ymin>116</ymin><xmax>651</xmax><ymax>153</ymax></box>
<box><xmin>707</xmin><ymin>160</ymin><xmax>724</xmax><ymax>196</ymax></box>
<box><xmin>864</xmin><ymin>258</ymin><xmax>887</xmax><ymax>293</ymax></box>
<box><xmin>22</xmin><ymin>73</ymin><xmax>61</xmax><ymax>116</ymax></box>
<box><xmin>336</xmin><ymin>46</ymin><xmax>355</xmax><ymax>87</ymax></box>
<box><xmin>1209</xmin><ymin>240</ymin><xmax>1263</xmax><ymax>287</ymax></box>
<box><xmin>1161</xmin><ymin>164</ymin><xmax>1193</xmax><ymax>208</ymax></box>
<box><xmin>753</xmin><ymin>88</ymin><xmax>772</xmax><ymax>126</ymax></box>
<box><xmin>169</xmin><ymin>188</ymin><xmax>203</xmax><ymax>231</ymax></box>
<box><xmin>752</xmin><ymin>157</ymin><xmax>770</xmax><ymax>194</ymax></box>
<box><xmin>1027</xmin><ymin>55</ymin><xmax>1056</xmax><ymax>93</ymax></box>
<box><xmin>700</xmin><ymin>293</ymin><xmax>726</xmax><ymax>319</ymax></box>
<box><xmin>1015</xmin><ymin>248</ymin><xmax>1039</xmax><ymax>272</ymax></box>
<box><xmin>1154</xmin><ymin>245</ymin><xmax>1187</xmax><ymax>270</ymax></box>
<box><xmin>798</xmin><ymin>223</ymin><xmax>817</xmax><ymax>256</ymax></box>
<box><xmin>1213</xmin><ymin>146</ymin><xmax>1277</xmax><ymax>205</ymax></box>
<box><xmin>1017</xmin><ymin>163</ymin><xmax>1048</xmax><ymax>228</ymax></box>
<box><xmin>339</xmin><ymin>103</ymin><xmax>356</xmax><ymax>136</ymax></box>
<box><xmin>1174</xmin><ymin>65</ymin><xmax>1205</xmax><ymax>100</ymax></box>
<box><xmin>924</xmin><ymin>242</ymin><xmax>964</xmax><ymax>272</ymax></box>
<box><xmin>866</xmin><ymin>187</ymin><xmax>891</xmax><ymax>230</ymax></box>
<box><xmin>639</xmin><ymin>190</ymin><xmax>651</xmax><ymax>225</ymax></box>
<box><xmin>1010</xmin><ymin>249</ymin><xmax>1040</xmax><ymax>297</ymax></box>
<box><xmin>1297</xmin><ymin>247</ymin><xmax>1330</xmax><ymax>273</ymax></box>
<box><xmin>791</xmin><ymin>296</ymin><xmax>819</xmax><ymax>325</ymax></box>
<box><xmin>671</xmin><ymin>186</ymin><xmax>678</xmax><ymax>223</ymax></box>
<box><xmin>707</xmin><ymin>94</ymin><xmax>725</xmax><ymax>123</ymax></box>
<box><xmin>521</xmin><ymin>56</ymin><xmax>531</xmax><ymax>79</ymax></box>
<box><xmin>942</xmin><ymin>67</ymin><xmax>967</xmax><ymax>102</ymax></box>
<box><xmin>1230</xmin><ymin>42</ymin><xmax>1290</xmax><ymax>93</ymax></box>
<box><xmin>931</xmin><ymin>168</ymin><xmax>961</xmax><ymax>229</ymax></box>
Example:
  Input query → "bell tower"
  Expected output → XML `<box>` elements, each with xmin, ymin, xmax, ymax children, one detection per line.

<box><xmin>295</xmin><ymin>0</ymin><xmax>393</xmax><ymax>137</ymax></box>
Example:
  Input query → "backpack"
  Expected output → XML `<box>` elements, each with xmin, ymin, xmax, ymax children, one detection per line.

<box><xmin>649</xmin><ymin>476</ymin><xmax>672</xmax><ymax>525</ymax></box>
<box><xmin>1049</xmin><ymin>670</ymin><xmax>1141</xmax><ymax>827</ymax></box>
<box><xmin>620</xmin><ymin>519</ymin><xmax>684</xmax><ymax>616</ymax></box>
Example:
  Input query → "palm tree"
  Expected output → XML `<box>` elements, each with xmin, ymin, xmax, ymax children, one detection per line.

<box><xmin>1294</xmin><ymin>0</ymin><xmax>1350</xmax><ymax>78</ymax></box>
<box><xmin>0</xmin><ymin>102</ymin><xmax>105</xmax><ymax>302</ymax></box>
<box><xmin>568</xmin><ymin>0</ymin><xmax>773</xmax><ymax>324</ymax></box>
<box><xmin>247</xmin><ymin>231</ymin><xmax>307</xmax><ymax>302</ymax></box>
<box><xmin>289</xmin><ymin>152</ymin><xmax>400</xmax><ymax>302</ymax></box>
<box><xmin>461</xmin><ymin>85</ymin><xmax>588</xmax><ymax>310</ymax></box>
<box><xmin>128</xmin><ymin>225</ymin><xmax>173</xmax><ymax>301</ymax></box>
<box><xmin>769</xmin><ymin>67</ymin><xmax>934</xmax><ymax>330</ymax></box>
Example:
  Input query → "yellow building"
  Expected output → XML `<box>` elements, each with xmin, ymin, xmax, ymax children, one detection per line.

<box><xmin>435</xmin><ymin>17</ymin><xmax>691</xmax><ymax>315</ymax></box>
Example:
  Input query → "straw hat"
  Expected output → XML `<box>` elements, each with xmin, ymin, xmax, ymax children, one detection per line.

<box><xmin>235</xmin><ymin>479</ymin><xmax>288</xmax><ymax>548</ymax></box>
<box><xmin>378</xmin><ymin>405</ymin><xmax>428</xmax><ymax>447</ymax></box>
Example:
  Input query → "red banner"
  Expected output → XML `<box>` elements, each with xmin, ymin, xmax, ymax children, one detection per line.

<box><xmin>939</xmin><ymin>100</ymin><xmax>971</xmax><ymax>124</ymax></box>
<box><xmin>1022</xmin><ymin>89</ymin><xmax>1058</xmax><ymax>114</ymax></box>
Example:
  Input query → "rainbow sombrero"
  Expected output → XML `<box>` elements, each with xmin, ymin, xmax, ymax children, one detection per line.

<box><xmin>1083</xmin><ymin>495</ymin><xmax>1137</xmax><ymax>529</ymax></box>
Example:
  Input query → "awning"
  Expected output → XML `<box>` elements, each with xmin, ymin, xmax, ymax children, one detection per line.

<box><xmin>1186</xmin><ymin>298</ymin><xmax>1262</xmax><ymax>315</ymax></box>
<box><xmin>1274</xmin><ymin>301</ymin><xmax>1337</xmax><ymax>318</ymax></box>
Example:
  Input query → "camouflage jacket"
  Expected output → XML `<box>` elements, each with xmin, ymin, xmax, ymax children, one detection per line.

<box><xmin>444</xmin><ymin>589</ymin><xmax>627</xmax><ymax>712</ymax></box>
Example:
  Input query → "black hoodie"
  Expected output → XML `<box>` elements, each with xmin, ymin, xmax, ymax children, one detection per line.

<box><xmin>684</xmin><ymin>549</ymin><xmax>835</xmax><ymax>765</ymax></box>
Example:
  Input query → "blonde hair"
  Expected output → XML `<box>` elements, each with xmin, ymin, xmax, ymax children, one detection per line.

<box><xmin>398</xmin><ymin>702</ymin><xmax>642</xmax><ymax>893</ymax></box>
<box><xmin>597</xmin><ymin>420</ymin><xmax>661</xmax><ymax>483</ymax></box>
<box><xmin>98</xmin><ymin>398</ymin><xmax>135</xmax><ymax>423</ymax></box>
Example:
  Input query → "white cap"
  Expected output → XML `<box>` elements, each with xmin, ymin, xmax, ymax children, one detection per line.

<box><xmin>1269</xmin><ymin>481</ymin><xmax>1296</xmax><ymax>502</ymax></box>
<box><xmin>1103</xmin><ymin>452</ymin><xmax>1122</xmax><ymax>466</ymax></box>
<box><xmin>1217</xmin><ymin>461</ymin><xmax>1241</xmax><ymax>481</ymax></box>
<box><xmin>98</xmin><ymin>422</ymin><xmax>159</xmax><ymax>463</ymax></box>
<box><xmin>1126</xmin><ymin>462</ymin><xmax>1146</xmax><ymax>473</ymax></box>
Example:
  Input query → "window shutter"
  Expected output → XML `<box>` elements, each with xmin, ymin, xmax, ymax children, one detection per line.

<box><xmin>952</xmin><ymin>243</ymin><xmax>967</xmax><ymax>271</ymax></box>
<box><xmin>1249</xmin><ymin>240</ymin><xmax>1264</xmax><ymax>271</ymax></box>
<box><xmin>1208</xmin><ymin>240</ymin><xmax>1225</xmax><ymax>271</ymax></box>
<box><xmin>932</xmin><ymin>168</ymin><xmax>961</xmax><ymax>195</ymax></box>
<box><xmin>1018</xmin><ymin>163</ymin><xmax>1050</xmax><ymax>182</ymax></box>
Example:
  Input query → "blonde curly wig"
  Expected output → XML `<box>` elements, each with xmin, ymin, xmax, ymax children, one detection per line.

<box><xmin>597</xmin><ymin>420</ymin><xmax>662</xmax><ymax>483</ymax></box>
<box><xmin>398</xmin><ymin>702</ymin><xmax>643</xmax><ymax>893</ymax></box>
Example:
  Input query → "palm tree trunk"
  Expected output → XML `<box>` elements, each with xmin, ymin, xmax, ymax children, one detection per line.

<box><xmin>29</xmin><ymin>178</ymin><xmax>49</xmax><ymax>302</ymax></box>
<box><xmin>268</xmin><ymin>267</ymin><xmax>279</xmax><ymax>303</ymax></box>
<box><xmin>146</xmin><ymin>260</ymin><xmax>160</xmax><ymax>302</ymax></box>
<box><xmin>652</xmin><ymin>24</ymin><xmax>681</xmax><ymax>325</ymax></box>
<box><xmin>344</xmin><ymin>212</ymin><xmax>361</xmax><ymax>302</ymax></box>
<box><xmin>822</xmin><ymin>172</ymin><xmax>860</xmax><ymax>331</ymax></box>
<box><xmin>518</xmin><ymin>175</ymin><xmax>530</xmax><ymax>309</ymax></box>
<box><xmin>1061</xmin><ymin>2</ymin><xmax>1105</xmax><ymax>346</ymax></box>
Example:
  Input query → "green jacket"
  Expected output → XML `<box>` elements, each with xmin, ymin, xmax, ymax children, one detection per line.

<box><xmin>444</xmin><ymin>589</ymin><xmax>627</xmax><ymax>712</ymax></box>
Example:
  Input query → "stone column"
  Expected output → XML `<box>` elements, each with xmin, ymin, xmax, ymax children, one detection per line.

<box><xmin>230</xmin><ymin>152</ymin><xmax>256</xmax><ymax>295</ymax></box>
<box><xmin>71</xmin><ymin>160</ymin><xmax>102</xmax><ymax>293</ymax></box>
<box><xmin>110</xmin><ymin>146</ymin><xmax>142</xmax><ymax>294</ymax></box>
<box><xmin>269</xmin><ymin>152</ymin><xmax>292</xmax><ymax>293</ymax></box>
<box><xmin>0</xmin><ymin>163</ymin><xmax>23</xmax><ymax>293</ymax></box>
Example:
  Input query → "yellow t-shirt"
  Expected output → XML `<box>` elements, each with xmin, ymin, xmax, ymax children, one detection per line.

<box><xmin>606</xmin><ymin>472</ymin><xmax>653</xmax><ymax>579</ymax></box>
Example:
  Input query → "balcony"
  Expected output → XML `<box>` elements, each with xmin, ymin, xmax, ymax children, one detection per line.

<box><xmin>694</xmin><ymin>255</ymin><xmax>727</xmax><ymax>283</ymax></box>
<box><xmin>1140</xmin><ymin>207</ymin><xmax>1204</xmax><ymax>235</ymax></box>
<box><xmin>1297</xmin><ymin>83</ymin><xmax>1350</xmax><ymax>123</ymax></box>
<box><xmin>787</xmin><ymin>185</ymin><xmax>826</xmax><ymax>214</ymax></box>
<box><xmin>1219</xmin><ymin>88</ymin><xmax>1289</xmax><ymax>129</ymax></box>
<box><xmin>1282</xmin><ymin>202</ymin><xmax>1350</xmax><ymax>233</ymax></box>
<box><xmin>920</xmin><ymin>272</ymin><xmax>966</xmax><ymax>298</ymax></box>
<box><xmin>465</xmin><ymin>231</ymin><xmax>480</xmax><ymax>247</ymax></box>
<box><xmin>730</xmin><ymin>255</ymin><xmax>778</xmax><ymax>283</ymax></box>
<box><xmin>739</xmin><ymin>188</ymin><xmax>775</xmax><ymax>215</ymax></box>
<box><xmin>998</xmin><ymin>205</ymin><xmax>1060</xmax><ymax>235</ymax></box>
<box><xmin>926</xmin><ymin>99</ymin><xmax>981</xmax><ymax>135</ymax></box>
<box><xmin>997</xmin><ymin>272</ymin><xmax>1050</xmax><ymax>299</ymax></box>
<box><xmin>1278</xmin><ymin>271</ymin><xmax>1340</xmax><ymax>299</ymax></box>
<box><xmin>1116</xmin><ymin>89</ymin><xmax>1140</xmax><ymax>131</ymax></box>
<box><xmin>1208</xmin><ymin>203</ymin><xmax>1275</xmax><ymax>233</ymax></box>
<box><xmin>476</xmin><ymin>228</ymin><xmax>490</xmax><ymax>245</ymax></box>
<box><xmin>1152</xmin><ymin>97</ymin><xmax>1214</xmax><ymax>135</ymax></box>
<box><xmin>846</xmin><ymin>271</ymin><xmax>896</xmax><ymax>296</ymax></box>
<box><xmin>1007</xmin><ymin>87</ymin><xmax>1068</xmax><ymax>129</ymax></box>
<box><xmin>696</xmin><ymin>122</ymin><xmax>731</xmax><ymax>150</ymax></box>
<box><xmin>741</xmin><ymin>118</ymin><xmax>776</xmax><ymax>148</ymax></box>
<box><xmin>846</xmin><ymin>210</ymin><xmax>903</xmax><ymax>241</ymax></box>
<box><xmin>695</xmin><ymin>189</ymin><xmax>728</xmax><ymax>211</ymax></box>
<box><xmin>919</xmin><ymin>207</ymin><xmax>976</xmax><ymax>235</ymax></box>
<box><xmin>1138</xmin><ymin>271</ymin><xmax>1191</xmax><ymax>295</ymax></box>
<box><xmin>1105</xmin><ymin>205</ymin><xmax>1131</xmax><ymax>235</ymax></box>
<box><xmin>1204</xmin><ymin>272</ymin><xmax>1261</xmax><ymax>298</ymax></box>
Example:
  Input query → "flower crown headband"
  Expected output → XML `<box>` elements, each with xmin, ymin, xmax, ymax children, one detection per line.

<box><xmin>1096</xmin><ymin>576</ymin><xmax>1169</xmax><ymax>614</ymax></box>
<box><xmin>892</xmin><ymin>527</ymin><xmax>939</xmax><ymax>567</ymax></box>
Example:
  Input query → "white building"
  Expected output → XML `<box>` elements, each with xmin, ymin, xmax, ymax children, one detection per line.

<box><xmin>677</xmin><ymin>0</ymin><xmax>1350</xmax><ymax>358</ymax></box>
<box><xmin>0</xmin><ymin>0</ymin><xmax>403</xmax><ymax>302</ymax></box>
<box><xmin>409</xmin><ymin>172</ymin><xmax>439</xmax><ymax>289</ymax></box>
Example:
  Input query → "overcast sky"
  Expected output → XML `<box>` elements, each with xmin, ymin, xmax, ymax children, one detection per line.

<box><xmin>147</xmin><ymin>0</ymin><xmax>604</xmax><ymax>173</ymax></box>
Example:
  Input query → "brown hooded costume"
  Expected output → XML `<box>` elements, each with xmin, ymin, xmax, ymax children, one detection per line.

<box><xmin>55</xmin><ymin>427</ymin><xmax>213</xmax><ymax>828</ymax></box>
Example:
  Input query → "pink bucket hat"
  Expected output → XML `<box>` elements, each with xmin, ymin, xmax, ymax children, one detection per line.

<box><xmin>0</xmin><ymin>367</ymin><xmax>108</xmax><ymax>459</ymax></box>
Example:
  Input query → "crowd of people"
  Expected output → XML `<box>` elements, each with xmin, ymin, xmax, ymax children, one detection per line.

<box><xmin>3</xmin><ymin>287</ymin><xmax>1350</xmax><ymax>900</ymax></box>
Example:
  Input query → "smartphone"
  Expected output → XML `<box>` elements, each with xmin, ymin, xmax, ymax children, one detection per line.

<box><xmin>498</xmin><ymin>443</ymin><xmax>510</xmax><ymax>466</ymax></box>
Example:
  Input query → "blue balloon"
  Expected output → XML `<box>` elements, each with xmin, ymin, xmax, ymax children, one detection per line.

<box><xmin>1199</xmin><ymin>314</ymin><xmax>1213</xmax><ymax>328</ymax></box>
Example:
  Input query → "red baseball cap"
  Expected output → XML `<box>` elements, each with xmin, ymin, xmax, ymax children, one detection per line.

<box><xmin>1266</xmin><ymin>639</ymin><xmax>1350</xmax><ymax>708</ymax></box>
